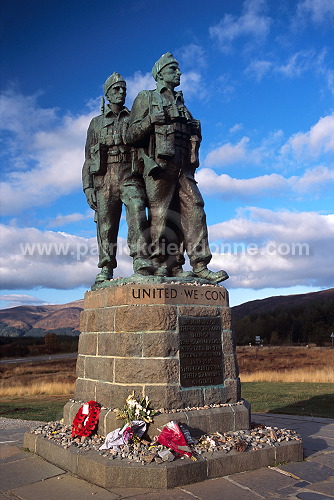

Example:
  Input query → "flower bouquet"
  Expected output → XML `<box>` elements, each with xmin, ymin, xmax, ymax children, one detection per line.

<box><xmin>114</xmin><ymin>391</ymin><xmax>157</xmax><ymax>424</ymax></box>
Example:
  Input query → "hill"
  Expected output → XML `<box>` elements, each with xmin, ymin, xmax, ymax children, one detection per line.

<box><xmin>0</xmin><ymin>300</ymin><xmax>83</xmax><ymax>337</ymax></box>
<box><xmin>232</xmin><ymin>288</ymin><xmax>334</xmax><ymax>346</ymax></box>
<box><xmin>232</xmin><ymin>288</ymin><xmax>334</xmax><ymax>320</ymax></box>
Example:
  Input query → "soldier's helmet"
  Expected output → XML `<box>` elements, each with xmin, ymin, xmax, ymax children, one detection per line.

<box><xmin>152</xmin><ymin>52</ymin><xmax>179</xmax><ymax>81</ymax></box>
<box><xmin>104</xmin><ymin>72</ymin><xmax>126</xmax><ymax>95</ymax></box>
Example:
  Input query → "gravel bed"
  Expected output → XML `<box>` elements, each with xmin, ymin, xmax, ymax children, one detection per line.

<box><xmin>29</xmin><ymin>420</ymin><xmax>301</xmax><ymax>465</ymax></box>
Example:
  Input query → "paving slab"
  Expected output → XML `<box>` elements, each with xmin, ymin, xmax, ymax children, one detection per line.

<box><xmin>279</xmin><ymin>461</ymin><xmax>334</xmax><ymax>483</ymax></box>
<box><xmin>128</xmin><ymin>488</ymin><xmax>198</xmax><ymax>499</ymax></box>
<box><xmin>306</xmin><ymin>478</ymin><xmax>334</xmax><ymax>497</ymax></box>
<box><xmin>296</xmin><ymin>492</ymin><xmax>334</xmax><ymax>499</ymax></box>
<box><xmin>11</xmin><ymin>474</ymin><xmax>120</xmax><ymax>500</ymax></box>
<box><xmin>108</xmin><ymin>486</ymin><xmax>161</xmax><ymax>498</ymax></box>
<box><xmin>221</xmin><ymin>467</ymin><xmax>298</xmax><ymax>496</ymax></box>
<box><xmin>0</xmin><ymin>453</ymin><xmax>64</xmax><ymax>491</ymax></box>
<box><xmin>180</xmin><ymin>476</ymin><xmax>265</xmax><ymax>500</ymax></box>
<box><xmin>0</xmin><ymin>444</ymin><xmax>30</xmax><ymax>463</ymax></box>
<box><xmin>308</xmin><ymin>451</ymin><xmax>334</xmax><ymax>468</ymax></box>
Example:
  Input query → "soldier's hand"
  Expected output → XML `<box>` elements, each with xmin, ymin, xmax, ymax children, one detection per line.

<box><xmin>151</xmin><ymin>110</ymin><xmax>165</xmax><ymax>125</ymax></box>
<box><xmin>85</xmin><ymin>188</ymin><xmax>97</xmax><ymax>211</ymax></box>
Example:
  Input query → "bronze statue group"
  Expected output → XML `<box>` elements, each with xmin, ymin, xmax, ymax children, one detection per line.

<box><xmin>83</xmin><ymin>53</ymin><xmax>228</xmax><ymax>285</ymax></box>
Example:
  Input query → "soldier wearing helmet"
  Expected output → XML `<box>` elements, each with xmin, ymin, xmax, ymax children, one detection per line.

<box><xmin>126</xmin><ymin>54</ymin><xmax>228</xmax><ymax>284</ymax></box>
<box><xmin>82</xmin><ymin>72</ymin><xmax>153</xmax><ymax>283</ymax></box>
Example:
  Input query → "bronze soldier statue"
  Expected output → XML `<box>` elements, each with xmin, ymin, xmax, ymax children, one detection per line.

<box><xmin>82</xmin><ymin>72</ymin><xmax>153</xmax><ymax>283</ymax></box>
<box><xmin>126</xmin><ymin>53</ymin><xmax>228</xmax><ymax>284</ymax></box>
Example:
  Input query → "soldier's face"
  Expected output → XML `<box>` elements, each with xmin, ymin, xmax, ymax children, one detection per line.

<box><xmin>106</xmin><ymin>84</ymin><xmax>126</xmax><ymax>105</ymax></box>
<box><xmin>159</xmin><ymin>63</ymin><xmax>181</xmax><ymax>88</ymax></box>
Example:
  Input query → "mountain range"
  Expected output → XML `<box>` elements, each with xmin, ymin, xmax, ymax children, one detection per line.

<box><xmin>0</xmin><ymin>288</ymin><xmax>333</xmax><ymax>338</ymax></box>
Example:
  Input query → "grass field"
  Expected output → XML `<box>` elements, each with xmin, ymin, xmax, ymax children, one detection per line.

<box><xmin>242</xmin><ymin>382</ymin><xmax>334</xmax><ymax>418</ymax></box>
<box><xmin>0</xmin><ymin>347</ymin><xmax>333</xmax><ymax>421</ymax></box>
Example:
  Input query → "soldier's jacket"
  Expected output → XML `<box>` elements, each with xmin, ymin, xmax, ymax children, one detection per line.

<box><xmin>126</xmin><ymin>84</ymin><xmax>201</xmax><ymax>176</ymax></box>
<box><xmin>82</xmin><ymin>105</ymin><xmax>131</xmax><ymax>191</ymax></box>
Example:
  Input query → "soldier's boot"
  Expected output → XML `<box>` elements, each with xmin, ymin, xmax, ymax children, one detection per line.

<box><xmin>171</xmin><ymin>265</ymin><xmax>194</xmax><ymax>278</ymax></box>
<box><xmin>151</xmin><ymin>258</ymin><xmax>169</xmax><ymax>277</ymax></box>
<box><xmin>154</xmin><ymin>265</ymin><xmax>169</xmax><ymax>277</ymax></box>
<box><xmin>133</xmin><ymin>257</ymin><xmax>155</xmax><ymax>276</ymax></box>
<box><xmin>95</xmin><ymin>265</ymin><xmax>113</xmax><ymax>283</ymax></box>
<box><xmin>192</xmin><ymin>264</ymin><xmax>229</xmax><ymax>284</ymax></box>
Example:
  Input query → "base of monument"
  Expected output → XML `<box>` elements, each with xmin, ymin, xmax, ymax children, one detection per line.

<box><xmin>24</xmin><ymin>430</ymin><xmax>303</xmax><ymax>490</ymax></box>
<box><xmin>91</xmin><ymin>274</ymin><xmax>223</xmax><ymax>290</ymax></box>
<box><xmin>63</xmin><ymin>399</ymin><xmax>251</xmax><ymax>437</ymax></box>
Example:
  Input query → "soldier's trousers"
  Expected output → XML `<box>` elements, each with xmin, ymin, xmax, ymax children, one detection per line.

<box><xmin>94</xmin><ymin>162</ymin><xmax>149</xmax><ymax>269</ymax></box>
<box><xmin>144</xmin><ymin>162</ymin><xmax>212</xmax><ymax>270</ymax></box>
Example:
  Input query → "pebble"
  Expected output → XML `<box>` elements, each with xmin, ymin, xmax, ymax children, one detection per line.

<box><xmin>30</xmin><ymin>420</ymin><xmax>301</xmax><ymax>465</ymax></box>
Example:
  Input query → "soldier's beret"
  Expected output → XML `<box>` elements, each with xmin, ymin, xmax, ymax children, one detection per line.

<box><xmin>104</xmin><ymin>73</ymin><xmax>126</xmax><ymax>94</ymax></box>
<box><xmin>152</xmin><ymin>52</ymin><xmax>179</xmax><ymax>81</ymax></box>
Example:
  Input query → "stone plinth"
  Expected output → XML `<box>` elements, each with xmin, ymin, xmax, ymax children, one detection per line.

<box><xmin>24</xmin><ymin>432</ymin><xmax>303</xmax><ymax>490</ymax></box>
<box><xmin>64</xmin><ymin>282</ymin><xmax>248</xmax><ymax>435</ymax></box>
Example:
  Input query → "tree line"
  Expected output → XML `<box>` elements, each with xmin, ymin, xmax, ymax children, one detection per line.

<box><xmin>233</xmin><ymin>297</ymin><xmax>334</xmax><ymax>346</ymax></box>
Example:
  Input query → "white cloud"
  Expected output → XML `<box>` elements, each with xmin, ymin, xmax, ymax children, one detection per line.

<box><xmin>0</xmin><ymin>294</ymin><xmax>50</xmax><ymax>309</ymax></box>
<box><xmin>281</xmin><ymin>113</ymin><xmax>334</xmax><ymax>159</ymax></box>
<box><xmin>196</xmin><ymin>168</ymin><xmax>287</xmax><ymax>198</ymax></box>
<box><xmin>203</xmin><ymin>113</ymin><xmax>334</xmax><ymax>175</ymax></box>
<box><xmin>204</xmin><ymin>137</ymin><xmax>261</xmax><ymax>167</ymax></box>
<box><xmin>125</xmin><ymin>71</ymin><xmax>156</xmax><ymax>104</ymax></box>
<box><xmin>209</xmin><ymin>0</ymin><xmax>271</xmax><ymax>52</ymax></box>
<box><xmin>295</xmin><ymin>0</ymin><xmax>334</xmax><ymax>26</ymax></box>
<box><xmin>229</xmin><ymin>123</ymin><xmax>244</xmax><ymax>134</ymax></box>
<box><xmin>276</xmin><ymin>50</ymin><xmax>314</xmax><ymax>78</ymax></box>
<box><xmin>0</xmin><ymin>224</ymin><xmax>133</xmax><ymax>290</ymax></box>
<box><xmin>180</xmin><ymin>71</ymin><xmax>205</xmax><ymax>99</ymax></box>
<box><xmin>47</xmin><ymin>211</ymin><xmax>92</xmax><ymax>228</ymax></box>
<box><xmin>196</xmin><ymin>165</ymin><xmax>334</xmax><ymax>198</ymax></box>
<box><xmin>245</xmin><ymin>59</ymin><xmax>273</xmax><ymax>82</ymax></box>
<box><xmin>208</xmin><ymin>208</ymin><xmax>334</xmax><ymax>289</ymax></box>
<box><xmin>245</xmin><ymin>49</ymin><xmax>334</xmax><ymax>95</ymax></box>
<box><xmin>0</xmin><ymin>89</ymin><xmax>96</xmax><ymax>215</ymax></box>
<box><xmin>0</xmin><ymin>89</ymin><xmax>58</xmax><ymax>140</ymax></box>
<box><xmin>175</xmin><ymin>44</ymin><xmax>207</xmax><ymax>69</ymax></box>
<box><xmin>293</xmin><ymin>165</ymin><xmax>334</xmax><ymax>193</ymax></box>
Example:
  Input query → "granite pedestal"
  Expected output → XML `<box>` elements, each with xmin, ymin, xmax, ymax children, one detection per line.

<box><xmin>25</xmin><ymin>282</ymin><xmax>304</xmax><ymax>489</ymax></box>
<box><xmin>63</xmin><ymin>282</ymin><xmax>250</xmax><ymax>436</ymax></box>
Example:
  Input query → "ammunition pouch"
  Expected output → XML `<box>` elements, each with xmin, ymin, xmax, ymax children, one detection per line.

<box><xmin>155</xmin><ymin>124</ymin><xmax>175</xmax><ymax>158</ymax></box>
<box><xmin>90</xmin><ymin>143</ymin><xmax>108</xmax><ymax>175</ymax></box>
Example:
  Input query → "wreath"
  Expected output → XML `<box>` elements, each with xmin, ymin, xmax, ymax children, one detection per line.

<box><xmin>71</xmin><ymin>400</ymin><xmax>101</xmax><ymax>438</ymax></box>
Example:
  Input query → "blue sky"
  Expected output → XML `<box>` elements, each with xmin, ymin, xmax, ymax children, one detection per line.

<box><xmin>1</xmin><ymin>0</ymin><xmax>333</xmax><ymax>308</ymax></box>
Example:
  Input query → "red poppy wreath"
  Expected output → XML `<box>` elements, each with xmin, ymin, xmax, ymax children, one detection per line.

<box><xmin>71</xmin><ymin>400</ymin><xmax>101</xmax><ymax>438</ymax></box>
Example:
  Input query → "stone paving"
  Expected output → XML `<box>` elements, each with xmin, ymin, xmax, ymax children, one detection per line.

<box><xmin>1</xmin><ymin>413</ymin><xmax>333</xmax><ymax>499</ymax></box>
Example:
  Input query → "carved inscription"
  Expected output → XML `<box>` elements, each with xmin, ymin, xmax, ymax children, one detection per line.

<box><xmin>131</xmin><ymin>286</ymin><xmax>227</xmax><ymax>304</ymax></box>
<box><xmin>179</xmin><ymin>316</ymin><xmax>223</xmax><ymax>388</ymax></box>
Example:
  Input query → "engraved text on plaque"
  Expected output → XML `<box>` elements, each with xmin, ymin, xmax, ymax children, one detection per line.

<box><xmin>179</xmin><ymin>316</ymin><xmax>224</xmax><ymax>388</ymax></box>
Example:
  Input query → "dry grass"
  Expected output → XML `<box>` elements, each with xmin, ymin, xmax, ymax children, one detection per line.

<box><xmin>240</xmin><ymin>367</ymin><xmax>334</xmax><ymax>383</ymax></box>
<box><xmin>0</xmin><ymin>359</ymin><xmax>76</xmax><ymax>398</ymax></box>
<box><xmin>0</xmin><ymin>381</ymin><xmax>74</xmax><ymax>397</ymax></box>
<box><xmin>237</xmin><ymin>346</ymin><xmax>334</xmax><ymax>383</ymax></box>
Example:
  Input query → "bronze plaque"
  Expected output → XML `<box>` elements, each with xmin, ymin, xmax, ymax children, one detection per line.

<box><xmin>179</xmin><ymin>316</ymin><xmax>223</xmax><ymax>388</ymax></box>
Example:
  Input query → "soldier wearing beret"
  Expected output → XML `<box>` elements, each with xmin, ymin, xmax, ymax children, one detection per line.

<box><xmin>126</xmin><ymin>53</ymin><xmax>228</xmax><ymax>284</ymax></box>
<box><xmin>82</xmin><ymin>73</ymin><xmax>153</xmax><ymax>283</ymax></box>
